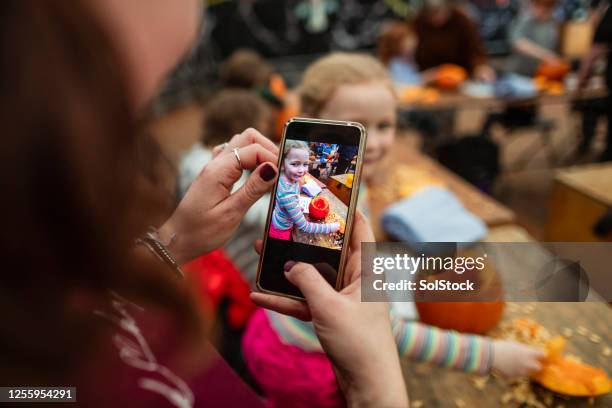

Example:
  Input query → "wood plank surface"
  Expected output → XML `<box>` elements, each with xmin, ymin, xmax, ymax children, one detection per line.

<box><xmin>402</xmin><ymin>302</ymin><xmax>611</xmax><ymax>407</ymax></box>
<box><xmin>368</xmin><ymin>140</ymin><xmax>516</xmax><ymax>241</ymax></box>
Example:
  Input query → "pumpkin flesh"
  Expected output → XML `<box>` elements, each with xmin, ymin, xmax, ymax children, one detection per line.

<box><xmin>532</xmin><ymin>336</ymin><xmax>612</xmax><ymax>397</ymax></box>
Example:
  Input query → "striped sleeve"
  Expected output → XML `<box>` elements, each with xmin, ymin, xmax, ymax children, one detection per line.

<box><xmin>391</xmin><ymin>313</ymin><xmax>493</xmax><ymax>374</ymax></box>
<box><xmin>277</xmin><ymin>178</ymin><xmax>335</xmax><ymax>234</ymax></box>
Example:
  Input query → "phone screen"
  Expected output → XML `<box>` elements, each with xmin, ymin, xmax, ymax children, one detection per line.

<box><xmin>257</xmin><ymin>119</ymin><xmax>365</xmax><ymax>299</ymax></box>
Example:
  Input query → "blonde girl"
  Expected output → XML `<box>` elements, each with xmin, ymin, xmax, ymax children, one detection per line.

<box><xmin>269</xmin><ymin>140</ymin><xmax>339</xmax><ymax>240</ymax></box>
<box><xmin>244</xmin><ymin>53</ymin><xmax>544</xmax><ymax>408</ymax></box>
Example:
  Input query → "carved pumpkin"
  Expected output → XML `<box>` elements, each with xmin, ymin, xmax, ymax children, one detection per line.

<box><xmin>536</xmin><ymin>61</ymin><xmax>570</xmax><ymax>81</ymax></box>
<box><xmin>533</xmin><ymin>336</ymin><xmax>611</xmax><ymax>397</ymax></box>
<box><xmin>435</xmin><ymin>64</ymin><xmax>467</xmax><ymax>90</ymax></box>
<box><xmin>415</xmin><ymin>250</ymin><xmax>505</xmax><ymax>334</ymax></box>
<box><xmin>309</xmin><ymin>196</ymin><xmax>330</xmax><ymax>220</ymax></box>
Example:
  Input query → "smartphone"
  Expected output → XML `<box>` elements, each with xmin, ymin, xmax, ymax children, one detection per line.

<box><xmin>256</xmin><ymin>117</ymin><xmax>367</xmax><ymax>300</ymax></box>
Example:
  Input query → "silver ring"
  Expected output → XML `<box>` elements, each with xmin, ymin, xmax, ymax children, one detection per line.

<box><xmin>232</xmin><ymin>147</ymin><xmax>242</xmax><ymax>167</ymax></box>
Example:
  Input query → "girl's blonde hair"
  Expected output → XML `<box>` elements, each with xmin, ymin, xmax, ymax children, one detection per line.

<box><xmin>283</xmin><ymin>140</ymin><xmax>310</xmax><ymax>157</ymax></box>
<box><xmin>299</xmin><ymin>52</ymin><xmax>395</xmax><ymax>117</ymax></box>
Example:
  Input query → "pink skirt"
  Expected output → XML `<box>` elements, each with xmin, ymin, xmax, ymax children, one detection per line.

<box><xmin>242</xmin><ymin>309</ymin><xmax>344</xmax><ymax>408</ymax></box>
<box><xmin>269</xmin><ymin>224</ymin><xmax>292</xmax><ymax>241</ymax></box>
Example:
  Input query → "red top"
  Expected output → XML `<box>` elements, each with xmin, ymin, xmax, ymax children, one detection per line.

<box><xmin>414</xmin><ymin>8</ymin><xmax>487</xmax><ymax>74</ymax></box>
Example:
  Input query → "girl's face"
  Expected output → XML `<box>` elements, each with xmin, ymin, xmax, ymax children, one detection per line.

<box><xmin>401</xmin><ymin>35</ymin><xmax>417</xmax><ymax>57</ymax></box>
<box><xmin>532</xmin><ymin>4</ymin><xmax>554</xmax><ymax>20</ymax></box>
<box><xmin>318</xmin><ymin>82</ymin><xmax>396</xmax><ymax>182</ymax></box>
<box><xmin>283</xmin><ymin>148</ymin><xmax>310</xmax><ymax>182</ymax></box>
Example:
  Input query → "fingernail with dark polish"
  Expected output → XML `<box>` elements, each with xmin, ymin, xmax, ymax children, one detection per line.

<box><xmin>260</xmin><ymin>163</ymin><xmax>277</xmax><ymax>182</ymax></box>
<box><xmin>284</xmin><ymin>261</ymin><xmax>296</xmax><ymax>272</ymax></box>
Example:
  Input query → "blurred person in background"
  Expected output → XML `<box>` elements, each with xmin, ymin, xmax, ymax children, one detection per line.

<box><xmin>414</xmin><ymin>0</ymin><xmax>496</xmax><ymax>82</ymax></box>
<box><xmin>377</xmin><ymin>21</ymin><xmax>440</xmax><ymax>143</ymax></box>
<box><xmin>179</xmin><ymin>90</ymin><xmax>272</xmax><ymax>197</ymax></box>
<box><xmin>505</xmin><ymin>0</ymin><xmax>562</xmax><ymax>77</ymax></box>
<box><xmin>481</xmin><ymin>0</ymin><xmax>562</xmax><ymax>140</ymax></box>
<box><xmin>576</xmin><ymin>0</ymin><xmax>612</xmax><ymax>161</ymax></box>
<box><xmin>378</xmin><ymin>22</ymin><xmax>424</xmax><ymax>86</ymax></box>
<box><xmin>0</xmin><ymin>0</ymin><xmax>410</xmax><ymax>407</ymax></box>
<box><xmin>220</xmin><ymin>48</ymin><xmax>298</xmax><ymax>142</ymax></box>
<box><xmin>413</xmin><ymin>0</ymin><xmax>496</xmax><ymax>140</ymax></box>
<box><xmin>219</xmin><ymin>49</ymin><xmax>274</xmax><ymax>89</ymax></box>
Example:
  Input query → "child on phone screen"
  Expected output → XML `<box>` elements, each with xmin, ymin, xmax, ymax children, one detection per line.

<box><xmin>269</xmin><ymin>140</ymin><xmax>340</xmax><ymax>241</ymax></box>
<box><xmin>245</xmin><ymin>53</ymin><xmax>544</xmax><ymax>408</ymax></box>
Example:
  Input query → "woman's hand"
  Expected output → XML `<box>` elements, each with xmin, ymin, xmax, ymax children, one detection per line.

<box><xmin>251</xmin><ymin>213</ymin><xmax>409</xmax><ymax>407</ymax></box>
<box><xmin>492</xmin><ymin>339</ymin><xmax>546</xmax><ymax>379</ymax></box>
<box><xmin>159</xmin><ymin>128</ymin><xmax>279</xmax><ymax>264</ymax></box>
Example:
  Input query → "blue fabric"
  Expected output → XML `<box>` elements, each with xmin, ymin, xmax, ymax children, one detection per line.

<box><xmin>494</xmin><ymin>73</ymin><xmax>537</xmax><ymax>99</ymax></box>
<box><xmin>389</xmin><ymin>58</ymin><xmax>422</xmax><ymax>86</ymax></box>
<box><xmin>381</xmin><ymin>186</ymin><xmax>487</xmax><ymax>247</ymax></box>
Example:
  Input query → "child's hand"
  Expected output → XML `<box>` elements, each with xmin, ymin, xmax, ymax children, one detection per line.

<box><xmin>492</xmin><ymin>339</ymin><xmax>545</xmax><ymax>379</ymax></box>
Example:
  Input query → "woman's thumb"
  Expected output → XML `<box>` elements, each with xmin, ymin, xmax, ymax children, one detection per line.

<box><xmin>284</xmin><ymin>262</ymin><xmax>335</xmax><ymax>301</ymax></box>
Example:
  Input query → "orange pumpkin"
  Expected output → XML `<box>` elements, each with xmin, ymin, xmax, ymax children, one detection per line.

<box><xmin>533</xmin><ymin>336</ymin><xmax>611</xmax><ymax>396</ymax></box>
<box><xmin>546</xmin><ymin>81</ymin><xmax>564</xmax><ymax>95</ymax></box>
<box><xmin>399</xmin><ymin>86</ymin><xmax>441</xmax><ymax>104</ymax></box>
<box><xmin>435</xmin><ymin>64</ymin><xmax>467</xmax><ymax>90</ymax></box>
<box><xmin>415</xmin><ymin>251</ymin><xmax>505</xmax><ymax>334</ymax></box>
<box><xmin>400</xmin><ymin>86</ymin><xmax>423</xmax><ymax>103</ymax></box>
<box><xmin>536</xmin><ymin>61</ymin><xmax>570</xmax><ymax>81</ymax></box>
<box><xmin>533</xmin><ymin>75</ymin><xmax>549</xmax><ymax>92</ymax></box>
<box><xmin>309</xmin><ymin>196</ymin><xmax>330</xmax><ymax>220</ymax></box>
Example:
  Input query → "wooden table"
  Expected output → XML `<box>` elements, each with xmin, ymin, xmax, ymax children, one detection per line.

<box><xmin>292</xmin><ymin>187</ymin><xmax>347</xmax><ymax>250</ymax></box>
<box><xmin>327</xmin><ymin>174</ymin><xmax>352</xmax><ymax>206</ymax></box>
<box><xmin>363</xmin><ymin>139</ymin><xmax>611</xmax><ymax>407</ymax></box>
<box><xmin>547</xmin><ymin>163</ymin><xmax>612</xmax><ymax>242</ymax></box>
<box><xmin>368</xmin><ymin>140</ymin><xmax>516</xmax><ymax>241</ymax></box>
<box><xmin>403</xmin><ymin>302</ymin><xmax>611</xmax><ymax>407</ymax></box>
<box><xmin>398</xmin><ymin>81</ymin><xmax>608</xmax><ymax>113</ymax></box>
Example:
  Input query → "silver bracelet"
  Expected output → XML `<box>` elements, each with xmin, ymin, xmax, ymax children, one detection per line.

<box><xmin>136</xmin><ymin>227</ymin><xmax>184</xmax><ymax>278</ymax></box>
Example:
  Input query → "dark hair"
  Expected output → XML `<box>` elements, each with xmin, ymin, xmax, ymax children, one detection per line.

<box><xmin>377</xmin><ymin>22</ymin><xmax>415</xmax><ymax>65</ymax></box>
<box><xmin>203</xmin><ymin>90</ymin><xmax>270</xmax><ymax>147</ymax></box>
<box><xmin>0</xmin><ymin>0</ymin><xmax>203</xmax><ymax>385</ymax></box>
<box><xmin>219</xmin><ymin>49</ymin><xmax>273</xmax><ymax>89</ymax></box>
